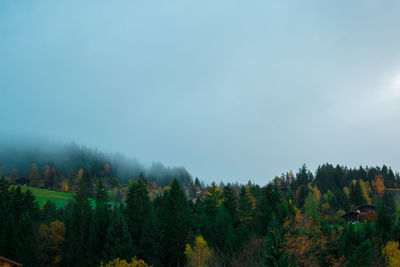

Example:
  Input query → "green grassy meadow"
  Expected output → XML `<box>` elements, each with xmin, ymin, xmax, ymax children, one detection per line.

<box><xmin>15</xmin><ymin>186</ymin><xmax>114</xmax><ymax>208</ymax></box>
<box><xmin>18</xmin><ymin>186</ymin><xmax>75</xmax><ymax>207</ymax></box>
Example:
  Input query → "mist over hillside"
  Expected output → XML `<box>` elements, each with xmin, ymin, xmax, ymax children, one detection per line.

<box><xmin>0</xmin><ymin>137</ymin><xmax>192</xmax><ymax>186</ymax></box>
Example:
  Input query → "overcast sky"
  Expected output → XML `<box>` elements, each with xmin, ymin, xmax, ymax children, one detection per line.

<box><xmin>1</xmin><ymin>1</ymin><xmax>400</xmax><ymax>184</ymax></box>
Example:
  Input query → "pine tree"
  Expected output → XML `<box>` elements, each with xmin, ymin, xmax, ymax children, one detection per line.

<box><xmin>213</xmin><ymin>204</ymin><xmax>236</xmax><ymax>264</ymax></box>
<box><xmin>125</xmin><ymin>175</ymin><xmax>151</xmax><ymax>253</ymax></box>
<box><xmin>377</xmin><ymin>191</ymin><xmax>396</xmax><ymax>243</ymax></box>
<box><xmin>161</xmin><ymin>179</ymin><xmax>191</xmax><ymax>267</ymax></box>
<box><xmin>82</xmin><ymin>170</ymin><xmax>94</xmax><ymax>197</ymax></box>
<box><xmin>256</xmin><ymin>184</ymin><xmax>283</xmax><ymax>235</ymax></box>
<box><xmin>349</xmin><ymin>180</ymin><xmax>366</xmax><ymax>207</ymax></box>
<box><xmin>295</xmin><ymin>185</ymin><xmax>309</xmax><ymax>209</ymax></box>
<box><xmin>204</xmin><ymin>182</ymin><xmax>223</xmax><ymax>218</ymax></box>
<box><xmin>64</xmin><ymin>178</ymin><xmax>92</xmax><ymax>266</ymax></box>
<box><xmin>2</xmin><ymin>187</ymin><xmax>41</xmax><ymax>266</ymax></box>
<box><xmin>29</xmin><ymin>163</ymin><xmax>41</xmax><ymax>187</ymax></box>
<box><xmin>223</xmin><ymin>184</ymin><xmax>239</xmax><ymax>225</ymax></box>
<box><xmin>349</xmin><ymin>239</ymin><xmax>372</xmax><ymax>267</ymax></box>
<box><xmin>195</xmin><ymin>177</ymin><xmax>201</xmax><ymax>187</ymax></box>
<box><xmin>41</xmin><ymin>200</ymin><xmax>58</xmax><ymax>224</ymax></box>
<box><xmin>264</xmin><ymin>213</ymin><xmax>287</xmax><ymax>267</ymax></box>
<box><xmin>295</xmin><ymin>164</ymin><xmax>312</xmax><ymax>187</ymax></box>
<box><xmin>103</xmin><ymin>207</ymin><xmax>136</xmax><ymax>263</ymax></box>
<box><xmin>0</xmin><ymin>177</ymin><xmax>11</xmax><ymax>254</ymax></box>
<box><xmin>96</xmin><ymin>179</ymin><xmax>110</xmax><ymax>204</ymax></box>
<box><xmin>87</xmin><ymin>180</ymin><xmax>112</xmax><ymax>266</ymax></box>
<box><xmin>138</xmin><ymin>206</ymin><xmax>162</xmax><ymax>266</ymax></box>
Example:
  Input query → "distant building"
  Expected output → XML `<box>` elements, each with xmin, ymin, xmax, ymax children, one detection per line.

<box><xmin>0</xmin><ymin>256</ymin><xmax>22</xmax><ymax>267</ymax></box>
<box><xmin>342</xmin><ymin>204</ymin><xmax>377</xmax><ymax>223</ymax></box>
<box><xmin>353</xmin><ymin>204</ymin><xmax>376</xmax><ymax>214</ymax></box>
<box><xmin>342</xmin><ymin>211</ymin><xmax>359</xmax><ymax>223</ymax></box>
<box><xmin>16</xmin><ymin>177</ymin><xmax>30</xmax><ymax>186</ymax></box>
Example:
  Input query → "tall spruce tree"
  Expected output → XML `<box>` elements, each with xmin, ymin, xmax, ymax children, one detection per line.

<box><xmin>161</xmin><ymin>179</ymin><xmax>191</xmax><ymax>267</ymax></box>
<box><xmin>103</xmin><ymin>207</ymin><xmax>136</xmax><ymax>263</ymax></box>
<box><xmin>376</xmin><ymin>191</ymin><xmax>396</xmax><ymax>243</ymax></box>
<box><xmin>95</xmin><ymin>178</ymin><xmax>110</xmax><ymax>204</ymax></box>
<box><xmin>87</xmin><ymin>179</ymin><xmax>111</xmax><ymax>266</ymax></box>
<box><xmin>125</xmin><ymin>174</ymin><xmax>151</xmax><ymax>253</ymax></box>
<box><xmin>223</xmin><ymin>184</ymin><xmax>239</xmax><ymax>226</ymax></box>
<box><xmin>64</xmin><ymin>178</ymin><xmax>92</xmax><ymax>266</ymax></box>
<box><xmin>213</xmin><ymin>204</ymin><xmax>236</xmax><ymax>264</ymax></box>
<box><xmin>349</xmin><ymin>180</ymin><xmax>366</xmax><ymax>207</ymax></box>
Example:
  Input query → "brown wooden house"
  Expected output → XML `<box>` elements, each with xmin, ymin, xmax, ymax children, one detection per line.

<box><xmin>341</xmin><ymin>204</ymin><xmax>377</xmax><ymax>223</ymax></box>
<box><xmin>15</xmin><ymin>177</ymin><xmax>30</xmax><ymax>186</ymax></box>
<box><xmin>0</xmin><ymin>256</ymin><xmax>22</xmax><ymax>267</ymax></box>
<box><xmin>342</xmin><ymin>211</ymin><xmax>359</xmax><ymax>223</ymax></box>
<box><xmin>353</xmin><ymin>204</ymin><xmax>376</xmax><ymax>214</ymax></box>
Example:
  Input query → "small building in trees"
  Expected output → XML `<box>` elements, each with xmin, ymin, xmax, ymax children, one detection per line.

<box><xmin>354</xmin><ymin>204</ymin><xmax>376</xmax><ymax>214</ymax></box>
<box><xmin>0</xmin><ymin>256</ymin><xmax>23</xmax><ymax>267</ymax></box>
<box><xmin>342</xmin><ymin>204</ymin><xmax>377</xmax><ymax>223</ymax></box>
<box><xmin>342</xmin><ymin>211</ymin><xmax>359</xmax><ymax>223</ymax></box>
<box><xmin>16</xmin><ymin>177</ymin><xmax>30</xmax><ymax>186</ymax></box>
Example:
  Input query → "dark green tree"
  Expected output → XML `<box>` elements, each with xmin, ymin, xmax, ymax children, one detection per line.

<box><xmin>376</xmin><ymin>191</ymin><xmax>396</xmax><ymax>243</ymax></box>
<box><xmin>41</xmin><ymin>200</ymin><xmax>58</xmax><ymax>224</ymax></box>
<box><xmin>348</xmin><ymin>239</ymin><xmax>372</xmax><ymax>267</ymax></box>
<box><xmin>103</xmin><ymin>207</ymin><xmax>136</xmax><ymax>263</ymax></box>
<box><xmin>81</xmin><ymin>170</ymin><xmax>94</xmax><ymax>197</ymax></box>
<box><xmin>64</xmin><ymin>178</ymin><xmax>92</xmax><ymax>266</ymax></box>
<box><xmin>160</xmin><ymin>179</ymin><xmax>191</xmax><ymax>267</ymax></box>
<box><xmin>264</xmin><ymin>213</ymin><xmax>287</xmax><ymax>267</ymax></box>
<box><xmin>95</xmin><ymin>178</ymin><xmax>110</xmax><ymax>204</ymax></box>
<box><xmin>349</xmin><ymin>180</ymin><xmax>366</xmax><ymax>207</ymax></box>
<box><xmin>212</xmin><ymin>204</ymin><xmax>236</xmax><ymax>264</ymax></box>
<box><xmin>125</xmin><ymin>175</ymin><xmax>151</xmax><ymax>251</ymax></box>
<box><xmin>223</xmin><ymin>184</ymin><xmax>239</xmax><ymax>225</ymax></box>
<box><xmin>194</xmin><ymin>177</ymin><xmax>201</xmax><ymax>187</ymax></box>
<box><xmin>87</xmin><ymin>179</ymin><xmax>111</xmax><ymax>266</ymax></box>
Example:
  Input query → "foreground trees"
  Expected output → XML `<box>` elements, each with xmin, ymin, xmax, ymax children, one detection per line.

<box><xmin>1</xmin><ymin>162</ymin><xmax>400</xmax><ymax>267</ymax></box>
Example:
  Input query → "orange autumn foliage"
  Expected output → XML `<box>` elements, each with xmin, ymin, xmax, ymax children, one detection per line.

<box><xmin>372</xmin><ymin>174</ymin><xmax>385</xmax><ymax>199</ymax></box>
<box><xmin>283</xmin><ymin>212</ymin><xmax>345</xmax><ymax>267</ymax></box>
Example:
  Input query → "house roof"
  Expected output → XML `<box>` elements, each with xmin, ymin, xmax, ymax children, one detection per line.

<box><xmin>353</xmin><ymin>204</ymin><xmax>376</xmax><ymax>210</ymax></box>
<box><xmin>0</xmin><ymin>256</ymin><xmax>22</xmax><ymax>266</ymax></box>
<box><xmin>342</xmin><ymin>204</ymin><xmax>377</xmax><ymax>219</ymax></box>
<box><xmin>16</xmin><ymin>177</ymin><xmax>30</xmax><ymax>181</ymax></box>
<box><xmin>341</xmin><ymin>211</ymin><xmax>358</xmax><ymax>218</ymax></box>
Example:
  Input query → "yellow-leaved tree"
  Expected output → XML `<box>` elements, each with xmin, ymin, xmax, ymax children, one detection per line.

<box><xmin>359</xmin><ymin>180</ymin><xmax>372</xmax><ymax>204</ymax></box>
<box><xmin>37</xmin><ymin>220</ymin><xmax>66</xmax><ymax>266</ymax></box>
<box><xmin>184</xmin><ymin>236</ymin><xmax>212</xmax><ymax>267</ymax></box>
<box><xmin>100</xmin><ymin>257</ymin><xmax>149</xmax><ymax>267</ymax></box>
<box><xmin>77</xmin><ymin>168</ymin><xmax>84</xmax><ymax>180</ymax></box>
<box><xmin>308</xmin><ymin>184</ymin><xmax>321</xmax><ymax>202</ymax></box>
<box><xmin>382</xmin><ymin>241</ymin><xmax>400</xmax><ymax>267</ymax></box>
<box><xmin>61</xmin><ymin>180</ymin><xmax>69</xmax><ymax>192</ymax></box>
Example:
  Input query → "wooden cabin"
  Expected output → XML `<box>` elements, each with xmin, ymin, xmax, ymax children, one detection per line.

<box><xmin>15</xmin><ymin>177</ymin><xmax>30</xmax><ymax>186</ymax></box>
<box><xmin>342</xmin><ymin>211</ymin><xmax>359</xmax><ymax>223</ymax></box>
<box><xmin>353</xmin><ymin>204</ymin><xmax>376</xmax><ymax>214</ymax></box>
<box><xmin>342</xmin><ymin>204</ymin><xmax>377</xmax><ymax>223</ymax></box>
<box><xmin>0</xmin><ymin>256</ymin><xmax>22</xmax><ymax>267</ymax></box>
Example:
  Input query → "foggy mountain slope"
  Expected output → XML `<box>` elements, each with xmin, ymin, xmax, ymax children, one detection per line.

<box><xmin>0</xmin><ymin>137</ymin><xmax>192</xmax><ymax>186</ymax></box>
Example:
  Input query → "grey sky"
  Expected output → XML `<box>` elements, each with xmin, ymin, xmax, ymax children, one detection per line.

<box><xmin>1</xmin><ymin>1</ymin><xmax>400</xmax><ymax>184</ymax></box>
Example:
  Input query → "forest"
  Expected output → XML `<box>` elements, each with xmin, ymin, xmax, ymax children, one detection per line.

<box><xmin>0</xmin><ymin>141</ymin><xmax>192</xmax><ymax>186</ymax></box>
<box><xmin>2</xmin><ymin>0</ymin><xmax>400</xmax><ymax>266</ymax></box>
<box><xmin>1</xmin><ymin>159</ymin><xmax>400</xmax><ymax>267</ymax></box>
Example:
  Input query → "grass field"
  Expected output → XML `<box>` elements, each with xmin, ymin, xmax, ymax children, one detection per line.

<box><xmin>17</xmin><ymin>186</ymin><xmax>96</xmax><ymax>208</ymax></box>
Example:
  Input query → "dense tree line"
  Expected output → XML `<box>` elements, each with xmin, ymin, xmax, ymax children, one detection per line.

<box><xmin>0</xmin><ymin>142</ymin><xmax>192</xmax><ymax>186</ymax></box>
<box><xmin>1</xmin><ymin>163</ymin><xmax>400</xmax><ymax>266</ymax></box>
